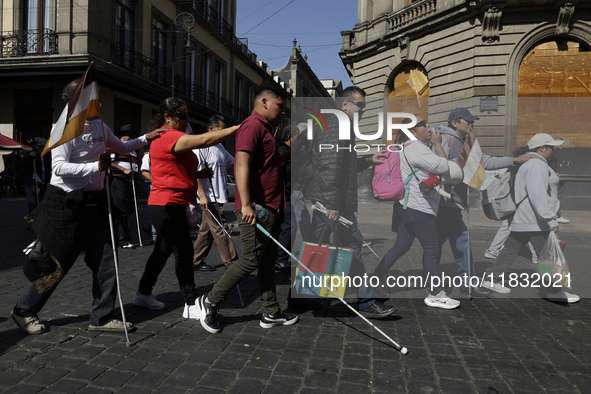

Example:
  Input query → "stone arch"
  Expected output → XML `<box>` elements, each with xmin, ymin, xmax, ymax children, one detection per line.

<box><xmin>386</xmin><ymin>61</ymin><xmax>429</xmax><ymax>121</ymax></box>
<box><xmin>505</xmin><ymin>22</ymin><xmax>591</xmax><ymax>154</ymax></box>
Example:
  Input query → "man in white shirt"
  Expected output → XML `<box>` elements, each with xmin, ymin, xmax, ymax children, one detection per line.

<box><xmin>193</xmin><ymin>115</ymin><xmax>238</xmax><ymax>271</ymax></box>
<box><xmin>10</xmin><ymin>78</ymin><xmax>160</xmax><ymax>335</ymax></box>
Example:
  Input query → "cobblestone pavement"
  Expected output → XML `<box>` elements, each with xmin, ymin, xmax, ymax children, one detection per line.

<box><xmin>1</xmin><ymin>197</ymin><xmax>590</xmax><ymax>393</ymax></box>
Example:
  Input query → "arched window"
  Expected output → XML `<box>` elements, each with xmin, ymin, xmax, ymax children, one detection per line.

<box><xmin>387</xmin><ymin>63</ymin><xmax>429</xmax><ymax>141</ymax></box>
<box><xmin>517</xmin><ymin>39</ymin><xmax>591</xmax><ymax>148</ymax></box>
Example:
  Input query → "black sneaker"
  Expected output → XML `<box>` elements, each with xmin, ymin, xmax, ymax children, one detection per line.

<box><xmin>194</xmin><ymin>263</ymin><xmax>216</xmax><ymax>272</ymax></box>
<box><xmin>196</xmin><ymin>295</ymin><xmax>220</xmax><ymax>333</ymax></box>
<box><xmin>359</xmin><ymin>301</ymin><xmax>398</xmax><ymax>319</ymax></box>
<box><xmin>260</xmin><ymin>311</ymin><xmax>299</xmax><ymax>329</ymax></box>
<box><xmin>274</xmin><ymin>261</ymin><xmax>291</xmax><ymax>273</ymax></box>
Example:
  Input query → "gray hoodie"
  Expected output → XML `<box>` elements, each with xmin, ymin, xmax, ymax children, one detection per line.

<box><xmin>433</xmin><ymin>125</ymin><xmax>514</xmax><ymax>210</ymax></box>
<box><xmin>509</xmin><ymin>152</ymin><xmax>559</xmax><ymax>231</ymax></box>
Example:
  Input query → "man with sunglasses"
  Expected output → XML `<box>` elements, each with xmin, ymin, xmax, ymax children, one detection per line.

<box><xmin>305</xmin><ymin>86</ymin><xmax>397</xmax><ymax>319</ymax></box>
<box><xmin>433</xmin><ymin>108</ymin><xmax>535</xmax><ymax>296</ymax></box>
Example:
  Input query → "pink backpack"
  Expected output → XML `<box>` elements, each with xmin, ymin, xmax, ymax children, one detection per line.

<box><xmin>371</xmin><ymin>150</ymin><xmax>405</xmax><ymax>201</ymax></box>
<box><xmin>371</xmin><ymin>142</ymin><xmax>419</xmax><ymax>202</ymax></box>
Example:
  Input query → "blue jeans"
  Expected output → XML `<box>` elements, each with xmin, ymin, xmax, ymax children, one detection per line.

<box><xmin>436</xmin><ymin>207</ymin><xmax>476</xmax><ymax>283</ymax></box>
<box><xmin>312</xmin><ymin>209</ymin><xmax>375</xmax><ymax>309</ymax></box>
<box><xmin>373</xmin><ymin>206</ymin><xmax>442</xmax><ymax>296</ymax></box>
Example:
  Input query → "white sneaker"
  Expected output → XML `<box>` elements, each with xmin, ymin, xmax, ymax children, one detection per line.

<box><xmin>557</xmin><ymin>217</ymin><xmax>570</xmax><ymax>224</ymax></box>
<box><xmin>122</xmin><ymin>243</ymin><xmax>135</xmax><ymax>249</ymax></box>
<box><xmin>481</xmin><ymin>280</ymin><xmax>511</xmax><ymax>294</ymax></box>
<box><xmin>424</xmin><ymin>291</ymin><xmax>460</xmax><ymax>309</ymax></box>
<box><xmin>484</xmin><ymin>249</ymin><xmax>498</xmax><ymax>259</ymax></box>
<box><xmin>132</xmin><ymin>291</ymin><xmax>165</xmax><ymax>310</ymax></box>
<box><xmin>547</xmin><ymin>290</ymin><xmax>580</xmax><ymax>303</ymax></box>
<box><xmin>183</xmin><ymin>303</ymin><xmax>200</xmax><ymax>320</ymax></box>
<box><xmin>531</xmin><ymin>255</ymin><xmax>539</xmax><ymax>264</ymax></box>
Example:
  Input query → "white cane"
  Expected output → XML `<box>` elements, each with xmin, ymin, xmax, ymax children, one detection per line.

<box><xmin>255</xmin><ymin>219</ymin><xmax>408</xmax><ymax>355</ymax></box>
<box><xmin>100</xmin><ymin>119</ymin><xmax>132</xmax><ymax>347</ymax></box>
<box><xmin>129</xmin><ymin>159</ymin><xmax>143</xmax><ymax>247</ymax></box>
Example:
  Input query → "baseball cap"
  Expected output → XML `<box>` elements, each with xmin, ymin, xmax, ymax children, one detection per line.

<box><xmin>36</xmin><ymin>138</ymin><xmax>47</xmax><ymax>147</ymax></box>
<box><xmin>447</xmin><ymin>108</ymin><xmax>480</xmax><ymax>123</ymax></box>
<box><xmin>527</xmin><ymin>133</ymin><xmax>565</xmax><ymax>150</ymax></box>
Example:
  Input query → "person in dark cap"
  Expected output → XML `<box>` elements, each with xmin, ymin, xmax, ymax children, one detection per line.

<box><xmin>433</xmin><ymin>107</ymin><xmax>535</xmax><ymax>296</ymax></box>
<box><xmin>17</xmin><ymin>138</ymin><xmax>52</xmax><ymax>218</ymax></box>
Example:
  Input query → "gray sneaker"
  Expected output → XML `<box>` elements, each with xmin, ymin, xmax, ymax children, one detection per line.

<box><xmin>88</xmin><ymin>319</ymin><xmax>133</xmax><ymax>332</ymax></box>
<box><xmin>133</xmin><ymin>291</ymin><xmax>165</xmax><ymax>310</ymax></box>
<box><xmin>11</xmin><ymin>312</ymin><xmax>47</xmax><ymax>335</ymax></box>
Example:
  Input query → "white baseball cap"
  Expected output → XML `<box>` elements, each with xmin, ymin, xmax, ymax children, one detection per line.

<box><xmin>527</xmin><ymin>133</ymin><xmax>564</xmax><ymax>150</ymax></box>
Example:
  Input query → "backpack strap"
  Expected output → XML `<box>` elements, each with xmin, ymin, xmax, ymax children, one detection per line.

<box><xmin>402</xmin><ymin>167</ymin><xmax>420</xmax><ymax>209</ymax></box>
<box><xmin>400</xmin><ymin>142</ymin><xmax>423</xmax><ymax>210</ymax></box>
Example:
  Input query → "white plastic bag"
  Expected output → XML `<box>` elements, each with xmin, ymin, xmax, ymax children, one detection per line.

<box><xmin>537</xmin><ymin>232</ymin><xmax>570</xmax><ymax>288</ymax></box>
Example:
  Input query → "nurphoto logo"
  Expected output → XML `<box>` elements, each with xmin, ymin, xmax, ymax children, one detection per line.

<box><xmin>303</xmin><ymin>109</ymin><xmax>418</xmax><ymax>153</ymax></box>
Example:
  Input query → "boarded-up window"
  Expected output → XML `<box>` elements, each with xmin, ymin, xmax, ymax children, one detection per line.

<box><xmin>387</xmin><ymin>64</ymin><xmax>429</xmax><ymax>143</ymax></box>
<box><xmin>517</xmin><ymin>40</ymin><xmax>591</xmax><ymax>148</ymax></box>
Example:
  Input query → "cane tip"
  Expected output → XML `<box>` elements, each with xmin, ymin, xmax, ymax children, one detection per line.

<box><xmin>400</xmin><ymin>347</ymin><xmax>408</xmax><ymax>355</ymax></box>
<box><xmin>126</xmin><ymin>343</ymin><xmax>133</xmax><ymax>348</ymax></box>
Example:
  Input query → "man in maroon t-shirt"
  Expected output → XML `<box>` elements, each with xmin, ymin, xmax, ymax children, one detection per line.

<box><xmin>196</xmin><ymin>84</ymin><xmax>299</xmax><ymax>333</ymax></box>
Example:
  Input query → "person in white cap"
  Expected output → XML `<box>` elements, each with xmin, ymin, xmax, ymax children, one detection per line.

<box><xmin>482</xmin><ymin>133</ymin><xmax>579</xmax><ymax>303</ymax></box>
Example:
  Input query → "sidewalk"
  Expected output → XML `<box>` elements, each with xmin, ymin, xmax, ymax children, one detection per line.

<box><xmin>1</xmin><ymin>197</ymin><xmax>590</xmax><ymax>393</ymax></box>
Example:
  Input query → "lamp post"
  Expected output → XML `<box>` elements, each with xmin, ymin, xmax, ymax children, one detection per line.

<box><xmin>171</xmin><ymin>12</ymin><xmax>195</xmax><ymax>98</ymax></box>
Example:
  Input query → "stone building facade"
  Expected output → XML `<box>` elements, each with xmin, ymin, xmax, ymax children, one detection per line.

<box><xmin>340</xmin><ymin>0</ymin><xmax>591</xmax><ymax>209</ymax></box>
<box><xmin>0</xmin><ymin>0</ymin><xmax>281</xmax><ymax>172</ymax></box>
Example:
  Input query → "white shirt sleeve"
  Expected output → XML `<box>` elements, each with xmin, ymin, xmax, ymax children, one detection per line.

<box><xmin>51</xmin><ymin>140</ymin><xmax>100</xmax><ymax>177</ymax></box>
<box><xmin>141</xmin><ymin>153</ymin><xmax>150</xmax><ymax>172</ymax></box>
<box><xmin>221</xmin><ymin>145</ymin><xmax>235</xmax><ymax>168</ymax></box>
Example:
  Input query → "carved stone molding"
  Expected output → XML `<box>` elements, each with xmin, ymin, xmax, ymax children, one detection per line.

<box><xmin>398</xmin><ymin>37</ymin><xmax>410</xmax><ymax>60</ymax></box>
<box><xmin>482</xmin><ymin>7</ymin><xmax>502</xmax><ymax>44</ymax></box>
<box><xmin>556</xmin><ymin>3</ymin><xmax>575</xmax><ymax>35</ymax></box>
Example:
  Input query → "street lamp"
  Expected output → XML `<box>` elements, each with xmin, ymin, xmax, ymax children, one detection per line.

<box><xmin>171</xmin><ymin>12</ymin><xmax>196</xmax><ymax>98</ymax></box>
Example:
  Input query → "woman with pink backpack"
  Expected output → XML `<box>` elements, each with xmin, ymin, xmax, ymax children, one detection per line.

<box><xmin>371</xmin><ymin>116</ymin><xmax>461</xmax><ymax>309</ymax></box>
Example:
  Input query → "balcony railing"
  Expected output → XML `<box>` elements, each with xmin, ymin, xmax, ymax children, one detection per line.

<box><xmin>111</xmin><ymin>43</ymin><xmax>247</xmax><ymax>120</ymax></box>
<box><xmin>388</xmin><ymin>0</ymin><xmax>436</xmax><ymax>31</ymax></box>
<box><xmin>110</xmin><ymin>43</ymin><xmax>181</xmax><ymax>88</ymax></box>
<box><xmin>192</xmin><ymin>0</ymin><xmax>234</xmax><ymax>42</ymax></box>
<box><xmin>0</xmin><ymin>29</ymin><xmax>58</xmax><ymax>58</ymax></box>
<box><xmin>182</xmin><ymin>80</ymin><xmax>236</xmax><ymax>116</ymax></box>
<box><xmin>236</xmin><ymin>37</ymin><xmax>253</xmax><ymax>57</ymax></box>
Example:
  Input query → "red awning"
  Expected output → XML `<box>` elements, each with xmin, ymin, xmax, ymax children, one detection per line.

<box><xmin>0</xmin><ymin>134</ymin><xmax>32</xmax><ymax>151</ymax></box>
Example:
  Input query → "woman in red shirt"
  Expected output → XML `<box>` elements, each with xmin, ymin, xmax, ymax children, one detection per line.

<box><xmin>133</xmin><ymin>98</ymin><xmax>238</xmax><ymax>317</ymax></box>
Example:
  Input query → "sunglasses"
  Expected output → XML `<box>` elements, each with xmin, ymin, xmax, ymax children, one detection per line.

<box><xmin>176</xmin><ymin>112</ymin><xmax>189</xmax><ymax>120</ymax></box>
<box><xmin>462</xmin><ymin>119</ymin><xmax>474</xmax><ymax>125</ymax></box>
<box><xmin>411</xmin><ymin>120</ymin><xmax>427</xmax><ymax>129</ymax></box>
<box><xmin>347</xmin><ymin>100</ymin><xmax>366</xmax><ymax>109</ymax></box>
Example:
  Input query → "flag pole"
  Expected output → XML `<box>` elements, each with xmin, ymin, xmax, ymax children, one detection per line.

<box><xmin>99</xmin><ymin>117</ymin><xmax>132</xmax><ymax>347</ymax></box>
